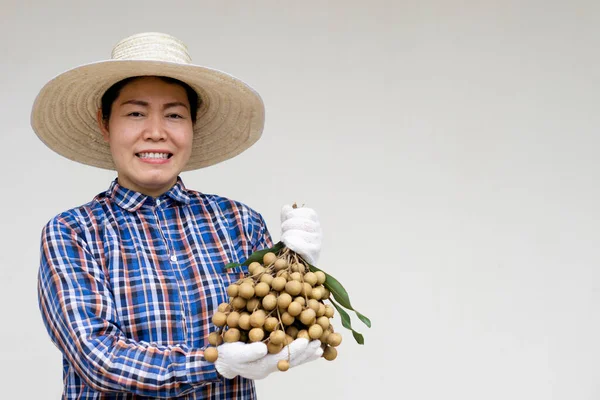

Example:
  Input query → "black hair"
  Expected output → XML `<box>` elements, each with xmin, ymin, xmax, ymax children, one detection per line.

<box><xmin>100</xmin><ymin>76</ymin><xmax>200</xmax><ymax>125</ymax></box>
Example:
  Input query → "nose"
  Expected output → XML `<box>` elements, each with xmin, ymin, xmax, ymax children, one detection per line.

<box><xmin>143</xmin><ymin>113</ymin><xmax>167</xmax><ymax>141</ymax></box>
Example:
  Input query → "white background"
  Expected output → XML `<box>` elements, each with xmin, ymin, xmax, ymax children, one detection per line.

<box><xmin>1</xmin><ymin>0</ymin><xmax>599</xmax><ymax>399</ymax></box>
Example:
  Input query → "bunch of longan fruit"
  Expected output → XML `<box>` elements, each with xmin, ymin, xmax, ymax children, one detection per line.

<box><xmin>204</xmin><ymin>248</ymin><xmax>342</xmax><ymax>371</ymax></box>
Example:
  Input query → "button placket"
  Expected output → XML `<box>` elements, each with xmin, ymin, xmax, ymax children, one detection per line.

<box><xmin>153</xmin><ymin>205</ymin><xmax>188</xmax><ymax>340</ymax></box>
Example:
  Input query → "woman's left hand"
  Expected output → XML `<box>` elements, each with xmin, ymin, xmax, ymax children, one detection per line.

<box><xmin>280</xmin><ymin>204</ymin><xmax>322</xmax><ymax>265</ymax></box>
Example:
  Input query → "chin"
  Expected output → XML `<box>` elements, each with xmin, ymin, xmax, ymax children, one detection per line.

<box><xmin>133</xmin><ymin>173</ymin><xmax>176</xmax><ymax>188</ymax></box>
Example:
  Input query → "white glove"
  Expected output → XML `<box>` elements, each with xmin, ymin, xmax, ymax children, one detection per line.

<box><xmin>280</xmin><ymin>204</ymin><xmax>322</xmax><ymax>265</ymax></box>
<box><xmin>214</xmin><ymin>338</ymin><xmax>323</xmax><ymax>380</ymax></box>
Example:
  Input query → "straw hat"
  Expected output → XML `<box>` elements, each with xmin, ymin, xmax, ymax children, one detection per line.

<box><xmin>31</xmin><ymin>32</ymin><xmax>265</xmax><ymax>171</ymax></box>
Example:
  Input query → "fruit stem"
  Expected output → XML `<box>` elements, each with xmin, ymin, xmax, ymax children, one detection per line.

<box><xmin>276</xmin><ymin>305</ymin><xmax>292</xmax><ymax>362</ymax></box>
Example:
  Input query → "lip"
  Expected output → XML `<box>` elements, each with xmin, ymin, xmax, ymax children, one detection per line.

<box><xmin>136</xmin><ymin>150</ymin><xmax>173</xmax><ymax>165</ymax></box>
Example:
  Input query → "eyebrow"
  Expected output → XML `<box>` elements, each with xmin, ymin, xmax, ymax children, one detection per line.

<box><xmin>120</xmin><ymin>99</ymin><xmax>189</xmax><ymax>110</ymax></box>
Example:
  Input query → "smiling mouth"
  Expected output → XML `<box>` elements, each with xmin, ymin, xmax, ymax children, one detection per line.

<box><xmin>136</xmin><ymin>152</ymin><xmax>173</xmax><ymax>160</ymax></box>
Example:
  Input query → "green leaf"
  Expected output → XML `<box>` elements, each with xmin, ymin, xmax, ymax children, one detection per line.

<box><xmin>224</xmin><ymin>262</ymin><xmax>241</xmax><ymax>270</ymax></box>
<box><xmin>329</xmin><ymin>298</ymin><xmax>364</xmax><ymax>345</ymax></box>
<box><xmin>308</xmin><ymin>263</ymin><xmax>371</xmax><ymax>329</ymax></box>
<box><xmin>227</xmin><ymin>241</ymin><xmax>286</xmax><ymax>270</ymax></box>
<box><xmin>354</xmin><ymin>311</ymin><xmax>372</xmax><ymax>329</ymax></box>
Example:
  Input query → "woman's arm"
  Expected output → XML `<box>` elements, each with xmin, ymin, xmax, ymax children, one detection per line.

<box><xmin>37</xmin><ymin>216</ymin><xmax>220</xmax><ymax>398</ymax></box>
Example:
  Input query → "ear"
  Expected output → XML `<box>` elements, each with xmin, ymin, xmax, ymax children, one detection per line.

<box><xmin>97</xmin><ymin>109</ymin><xmax>110</xmax><ymax>142</ymax></box>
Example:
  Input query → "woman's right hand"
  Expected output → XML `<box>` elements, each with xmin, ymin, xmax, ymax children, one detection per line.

<box><xmin>214</xmin><ymin>338</ymin><xmax>323</xmax><ymax>380</ymax></box>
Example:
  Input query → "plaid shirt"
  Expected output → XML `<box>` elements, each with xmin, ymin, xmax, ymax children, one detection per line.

<box><xmin>38</xmin><ymin>178</ymin><xmax>273</xmax><ymax>399</ymax></box>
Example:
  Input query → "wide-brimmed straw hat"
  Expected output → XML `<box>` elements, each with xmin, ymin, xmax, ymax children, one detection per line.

<box><xmin>31</xmin><ymin>32</ymin><xmax>265</xmax><ymax>171</ymax></box>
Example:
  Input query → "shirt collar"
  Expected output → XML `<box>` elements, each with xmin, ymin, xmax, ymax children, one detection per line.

<box><xmin>107</xmin><ymin>177</ymin><xmax>191</xmax><ymax>212</ymax></box>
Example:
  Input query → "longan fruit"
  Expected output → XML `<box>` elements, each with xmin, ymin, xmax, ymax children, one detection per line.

<box><xmin>286</xmin><ymin>326</ymin><xmax>299</xmax><ymax>339</ymax></box>
<box><xmin>316</xmin><ymin>303</ymin><xmax>326</xmax><ymax>317</ymax></box>
<box><xmin>250</xmin><ymin>310</ymin><xmax>266</xmax><ymax>328</ymax></box>
<box><xmin>254</xmin><ymin>265</ymin><xmax>267</xmax><ymax>275</ymax></box>
<box><xmin>308</xmin><ymin>324</ymin><xmax>323</xmax><ymax>339</ymax></box>
<box><xmin>238</xmin><ymin>313</ymin><xmax>251</xmax><ymax>330</ymax></box>
<box><xmin>231</xmin><ymin>296</ymin><xmax>247</xmax><ymax>310</ymax></box>
<box><xmin>208</xmin><ymin>331</ymin><xmax>223</xmax><ymax>346</ymax></box>
<box><xmin>269</xmin><ymin>330</ymin><xmax>286</xmax><ymax>345</ymax></box>
<box><xmin>319</xmin><ymin>329</ymin><xmax>330</xmax><ymax>344</ymax></box>
<box><xmin>260</xmin><ymin>274</ymin><xmax>274</xmax><ymax>285</ymax></box>
<box><xmin>274</xmin><ymin>258</ymin><xmax>288</xmax><ymax>271</ymax></box>
<box><xmin>287</xmin><ymin>301</ymin><xmax>302</xmax><ymax>317</ymax></box>
<box><xmin>267</xmin><ymin>341</ymin><xmax>283</xmax><ymax>354</ymax></box>
<box><xmin>323</xmin><ymin>346</ymin><xmax>337</xmax><ymax>361</ymax></box>
<box><xmin>246</xmin><ymin>297</ymin><xmax>261</xmax><ymax>312</ymax></box>
<box><xmin>239</xmin><ymin>282</ymin><xmax>255</xmax><ymax>299</ymax></box>
<box><xmin>262</xmin><ymin>294</ymin><xmax>278</xmax><ymax>311</ymax></box>
<box><xmin>294</xmin><ymin>297</ymin><xmax>306</xmax><ymax>306</ymax></box>
<box><xmin>204</xmin><ymin>347</ymin><xmax>218</xmax><ymax>362</ymax></box>
<box><xmin>212</xmin><ymin>312</ymin><xmax>227</xmax><ymax>327</ymax></box>
<box><xmin>226</xmin><ymin>311</ymin><xmax>240</xmax><ymax>328</ymax></box>
<box><xmin>227</xmin><ymin>284</ymin><xmax>239</xmax><ymax>298</ymax></box>
<box><xmin>317</xmin><ymin>316</ymin><xmax>330</xmax><ymax>330</ymax></box>
<box><xmin>271</xmin><ymin>277</ymin><xmax>287</xmax><ymax>291</ymax></box>
<box><xmin>276</xmin><ymin>270</ymin><xmax>289</xmax><ymax>280</ymax></box>
<box><xmin>311</xmin><ymin>287</ymin><xmax>323</xmax><ymax>300</ymax></box>
<box><xmin>297</xmin><ymin>330</ymin><xmax>310</xmax><ymax>340</ymax></box>
<box><xmin>321</xmin><ymin>287</ymin><xmax>331</xmax><ymax>300</ymax></box>
<box><xmin>280</xmin><ymin>312</ymin><xmax>295</xmax><ymax>326</ymax></box>
<box><xmin>249</xmin><ymin>328</ymin><xmax>265</xmax><ymax>342</ymax></box>
<box><xmin>307</xmin><ymin>299</ymin><xmax>320</xmax><ymax>313</ymax></box>
<box><xmin>217</xmin><ymin>302</ymin><xmax>231</xmax><ymax>313</ymax></box>
<box><xmin>263</xmin><ymin>252</ymin><xmax>277</xmax><ymax>266</ymax></box>
<box><xmin>285</xmin><ymin>281</ymin><xmax>302</xmax><ymax>296</ymax></box>
<box><xmin>303</xmin><ymin>272</ymin><xmax>318</xmax><ymax>286</ymax></box>
<box><xmin>290</xmin><ymin>272</ymin><xmax>302</xmax><ymax>282</ymax></box>
<box><xmin>264</xmin><ymin>317</ymin><xmax>279</xmax><ymax>332</ymax></box>
<box><xmin>277</xmin><ymin>359</ymin><xmax>289</xmax><ymax>371</ymax></box>
<box><xmin>327</xmin><ymin>333</ymin><xmax>342</xmax><ymax>347</ymax></box>
<box><xmin>248</xmin><ymin>262</ymin><xmax>262</xmax><ymax>275</ymax></box>
<box><xmin>224</xmin><ymin>328</ymin><xmax>241</xmax><ymax>343</ymax></box>
<box><xmin>292</xmin><ymin>262</ymin><xmax>305</xmax><ymax>273</ymax></box>
<box><xmin>277</xmin><ymin>293</ymin><xmax>293</xmax><ymax>310</ymax></box>
<box><xmin>315</xmin><ymin>271</ymin><xmax>326</xmax><ymax>285</ymax></box>
<box><xmin>324</xmin><ymin>305</ymin><xmax>334</xmax><ymax>318</ymax></box>
<box><xmin>301</xmin><ymin>282</ymin><xmax>312</xmax><ymax>297</ymax></box>
<box><xmin>254</xmin><ymin>282</ymin><xmax>270</xmax><ymax>297</ymax></box>
<box><xmin>299</xmin><ymin>309</ymin><xmax>316</xmax><ymax>325</ymax></box>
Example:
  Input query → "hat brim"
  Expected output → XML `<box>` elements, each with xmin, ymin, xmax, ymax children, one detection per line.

<box><xmin>31</xmin><ymin>60</ymin><xmax>265</xmax><ymax>171</ymax></box>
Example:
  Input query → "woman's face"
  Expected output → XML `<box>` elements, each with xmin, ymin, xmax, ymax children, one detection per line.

<box><xmin>98</xmin><ymin>77</ymin><xmax>194</xmax><ymax>197</ymax></box>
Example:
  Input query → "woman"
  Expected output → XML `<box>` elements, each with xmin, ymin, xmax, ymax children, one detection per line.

<box><xmin>32</xmin><ymin>32</ymin><xmax>323</xmax><ymax>399</ymax></box>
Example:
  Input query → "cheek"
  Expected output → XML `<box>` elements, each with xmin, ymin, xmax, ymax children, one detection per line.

<box><xmin>107</xmin><ymin>125</ymin><xmax>136</xmax><ymax>158</ymax></box>
<box><xmin>176</xmin><ymin>128</ymin><xmax>194</xmax><ymax>153</ymax></box>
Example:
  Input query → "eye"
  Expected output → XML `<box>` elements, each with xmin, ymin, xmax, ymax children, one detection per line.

<box><xmin>127</xmin><ymin>111</ymin><xmax>144</xmax><ymax>117</ymax></box>
<box><xmin>167</xmin><ymin>113</ymin><xmax>184</xmax><ymax>119</ymax></box>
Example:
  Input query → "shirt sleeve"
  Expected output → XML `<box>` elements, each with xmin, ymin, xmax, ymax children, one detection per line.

<box><xmin>251</xmin><ymin>211</ymin><xmax>274</xmax><ymax>252</ymax></box>
<box><xmin>37</xmin><ymin>216</ymin><xmax>220</xmax><ymax>398</ymax></box>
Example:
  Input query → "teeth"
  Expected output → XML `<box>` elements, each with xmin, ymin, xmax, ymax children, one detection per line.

<box><xmin>138</xmin><ymin>152</ymin><xmax>170</xmax><ymax>159</ymax></box>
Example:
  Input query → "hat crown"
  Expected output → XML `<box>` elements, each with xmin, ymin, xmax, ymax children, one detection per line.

<box><xmin>111</xmin><ymin>32</ymin><xmax>192</xmax><ymax>64</ymax></box>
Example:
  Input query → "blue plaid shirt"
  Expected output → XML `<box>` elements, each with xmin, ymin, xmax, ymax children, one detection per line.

<box><xmin>37</xmin><ymin>178</ymin><xmax>273</xmax><ymax>399</ymax></box>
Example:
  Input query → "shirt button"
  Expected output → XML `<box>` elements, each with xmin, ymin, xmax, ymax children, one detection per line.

<box><xmin>170</xmin><ymin>255</ymin><xmax>177</xmax><ymax>262</ymax></box>
<box><xmin>156</xmin><ymin>199</ymin><xmax>161</xmax><ymax>206</ymax></box>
